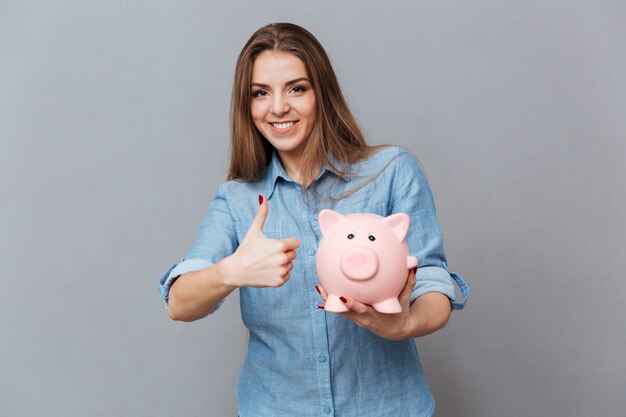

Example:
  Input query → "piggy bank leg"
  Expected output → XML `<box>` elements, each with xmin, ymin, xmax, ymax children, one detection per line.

<box><xmin>324</xmin><ymin>295</ymin><xmax>350</xmax><ymax>312</ymax></box>
<box><xmin>372</xmin><ymin>297</ymin><xmax>402</xmax><ymax>314</ymax></box>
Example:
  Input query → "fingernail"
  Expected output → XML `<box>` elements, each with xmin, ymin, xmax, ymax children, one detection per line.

<box><xmin>317</xmin><ymin>304</ymin><xmax>325</xmax><ymax>309</ymax></box>
<box><xmin>315</xmin><ymin>285</ymin><xmax>320</xmax><ymax>294</ymax></box>
<box><xmin>340</xmin><ymin>296</ymin><xmax>347</xmax><ymax>303</ymax></box>
<box><xmin>258</xmin><ymin>195</ymin><xmax>264</xmax><ymax>205</ymax></box>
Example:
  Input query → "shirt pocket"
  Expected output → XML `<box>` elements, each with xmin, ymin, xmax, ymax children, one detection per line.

<box><xmin>336</xmin><ymin>199</ymin><xmax>389</xmax><ymax>217</ymax></box>
<box><xmin>235</xmin><ymin>224</ymin><xmax>284</xmax><ymax>242</ymax></box>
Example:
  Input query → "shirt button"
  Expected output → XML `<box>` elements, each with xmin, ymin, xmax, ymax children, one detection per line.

<box><xmin>308</xmin><ymin>248</ymin><xmax>316</xmax><ymax>256</ymax></box>
<box><xmin>313</xmin><ymin>213</ymin><xmax>319</xmax><ymax>220</ymax></box>
<box><xmin>318</xmin><ymin>354</ymin><xmax>327</xmax><ymax>363</ymax></box>
<box><xmin>323</xmin><ymin>406</ymin><xmax>331</xmax><ymax>414</ymax></box>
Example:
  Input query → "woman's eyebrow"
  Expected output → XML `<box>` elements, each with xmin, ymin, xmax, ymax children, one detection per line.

<box><xmin>250</xmin><ymin>77</ymin><xmax>310</xmax><ymax>88</ymax></box>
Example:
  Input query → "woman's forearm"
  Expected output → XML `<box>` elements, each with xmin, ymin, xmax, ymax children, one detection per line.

<box><xmin>167</xmin><ymin>260</ymin><xmax>237</xmax><ymax>322</ymax></box>
<box><xmin>405</xmin><ymin>292</ymin><xmax>452</xmax><ymax>338</ymax></box>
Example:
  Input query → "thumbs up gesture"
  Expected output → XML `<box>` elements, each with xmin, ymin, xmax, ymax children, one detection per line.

<box><xmin>220</xmin><ymin>195</ymin><xmax>301</xmax><ymax>288</ymax></box>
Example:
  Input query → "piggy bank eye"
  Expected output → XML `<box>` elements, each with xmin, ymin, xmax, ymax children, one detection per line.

<box><xmin>368</xmin><ymin>233</ymin><xmax>376</xmax><ymax>241</ymax></box>
<box><xmin>347</xmin><ymin>232</ymin><xmax>356</xmax><ymax>240</ymax></box>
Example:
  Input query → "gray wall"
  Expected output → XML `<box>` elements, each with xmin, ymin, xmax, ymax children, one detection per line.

<box><xmin>2</xmin><ymin>1</ymin><xmax>625</xmax><ymax>416</ymax></box>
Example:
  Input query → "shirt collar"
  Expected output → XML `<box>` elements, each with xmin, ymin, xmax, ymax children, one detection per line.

<box><xmin>263</xmin><ymin>150</ymin><xmax>351</xmax><ymax>200</ymax></box>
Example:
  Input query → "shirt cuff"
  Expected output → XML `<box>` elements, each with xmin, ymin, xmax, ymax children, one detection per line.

<box><xmin>157</xmin><ymin>258</ymin><xmax>214</xmax><ymax>305</ymax></box>
<box><xmin>410</xmin><ymin>266</ymin><xmax>469</xmax><ymax>310</ymax></box>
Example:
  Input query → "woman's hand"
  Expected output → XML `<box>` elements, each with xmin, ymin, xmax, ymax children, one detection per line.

<box><xmin>317</xmin><ymin>268</ymin><xmax>452</xmax><ymax>340</ymax></box>
<box><xmin>219</xmin><ymin>195</ymin><xmax>300</xmax><ymax>288</ymax></box>
<box><xmin>316</xmin><ymin>269</ymin><xmax>418</xmax><ymax>341</ymax></box>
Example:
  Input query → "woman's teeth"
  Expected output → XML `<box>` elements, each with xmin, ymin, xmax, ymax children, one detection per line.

<box><xmin>272</xmin><ymin>121</ymin><xmax>294</xmax><ymax>129</ymax></box>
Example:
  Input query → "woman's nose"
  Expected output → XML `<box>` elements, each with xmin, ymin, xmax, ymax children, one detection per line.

<box><xmin>271</xmin><ymin>94</ymin><xmax>290</xmax><ymax>116</ymax></box>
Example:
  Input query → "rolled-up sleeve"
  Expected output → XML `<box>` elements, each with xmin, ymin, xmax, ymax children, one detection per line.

<box><xmin>157</xmin><ymin>185</ymin><xmax>238</xmax><ymax>309</ymax></box>
<box><xmin>390</xmin><ymin>150</ymin><xmax>468</xmax><ymax>310</ymax></box>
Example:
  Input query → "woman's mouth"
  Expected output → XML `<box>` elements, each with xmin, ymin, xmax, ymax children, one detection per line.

<box><xmin>269</xmin><ymin>120</ymin><xmax>298</xmax><ymax>133</ymax></box>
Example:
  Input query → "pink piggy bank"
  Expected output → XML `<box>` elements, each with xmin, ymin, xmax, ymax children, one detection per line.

<box><xmin>316</xmin><ymin>209</ymin><xmax>418</xmax><ymax>313</ymax></box>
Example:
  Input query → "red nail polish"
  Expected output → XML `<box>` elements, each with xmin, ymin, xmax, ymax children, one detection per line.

<box><xmin>315</xmin><ymin>285</ymin><xmax>320</xmax><ymax>294</ymax></box>
<box><xmin>318</xmin><ymin>305</ymin><xmax>325</xmax><ymax>309</ymax></box>
<box><xmin>258</xmin><ymin>195</ymin><xmax>264</xmax><ymax>205</ymax></box>
<box><xmin>340</xmin><ymin>296</ymin><xmax>347</xmax><ymax>303</ymax></box>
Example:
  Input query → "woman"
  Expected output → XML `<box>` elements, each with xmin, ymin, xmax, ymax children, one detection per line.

<box><xmin>158</xmin><ymin>22</ymin><xmax>468</xmax><ymax>417</ymax></box>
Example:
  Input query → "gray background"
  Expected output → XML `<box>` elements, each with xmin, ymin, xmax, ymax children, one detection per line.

<box><xmin>1</xmin><ymin>1</ymin><xmax>625</xmax><ymax>416</ymax></box>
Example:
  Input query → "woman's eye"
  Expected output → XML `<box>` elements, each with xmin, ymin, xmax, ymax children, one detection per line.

<box><xmin>368</xmin><ymin>233</ymin><xmax>376</xmax><ymax>241</ymax></box>
<box><xmin>347</xmin><ymin>232</ymin><xmax>355</xmax><ymax>240</ymax></box>
<box><xmin>252</xmin><ymin>90</ymin><xmax>268</xmax><ymax>97</ymax></box>
<box><xmin>291</xmin><ymin>86</ymin><xmax>306</xmax><ymax>94</ymax></box>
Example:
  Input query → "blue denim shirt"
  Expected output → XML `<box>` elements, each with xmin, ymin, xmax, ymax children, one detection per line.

<box><xmin>158</xmin><ymin>146</ymin><xmax>468</xmax><ymax>417</ymax></box>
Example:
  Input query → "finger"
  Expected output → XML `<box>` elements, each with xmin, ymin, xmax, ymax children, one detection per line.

<box><xmin>279</xmin><ymin>272</ymin><xmax>291</xmax><ymax>285</ymax></box>
<box><xmin>284</xmin><ymin>250</ymin><xmax>297</xmax><ymax>263</ymax></box>
<box><xmin>399</xmin><ymin>268</ymin><xmax>417</xmax><ymax>303</ymax></box>
<box><xmin>268</xmin><ymin>253</ymin><xmax>294</xmax><ymax>270</ymax></box>
<box><xmin>273</xmin><ymin>261</ymin><xmax>293</xmax><ymax>277</ymax></box>
<box><xmin>339</xmin><ymin>296</ymin><xmax>374</xmax><ymax>315</ymax></box>
<box><xmin>248</xmin><ymin>194</ymin><xmax>268</xmax><ymax>234</ymax></box>
<box><xmin>277</xmin><ymin>237</ymin><xmax>300</xmax><ymax>251</ymax></box>
<box><xmin>315</xmin><ymin>284</ymin><xmax>328</xmax><ymax>301</ymax></box>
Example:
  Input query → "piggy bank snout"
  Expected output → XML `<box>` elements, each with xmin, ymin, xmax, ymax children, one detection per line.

<box><xmin>340</xmin><ymin>246</ymin><xmax>379</xmax><ymax>281</ymax></box>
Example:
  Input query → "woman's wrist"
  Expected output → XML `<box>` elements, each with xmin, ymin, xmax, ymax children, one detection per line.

<box><xmin>400</xmin><ymin>311</ymin><xmax>420</xmax><ymax>339</ymax></box>
<box><xmin>216</xmin><ymin>255</ymin><xmax>240</xmax><ymax>290</ymax></box>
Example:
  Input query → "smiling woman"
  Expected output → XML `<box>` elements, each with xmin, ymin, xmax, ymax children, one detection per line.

<box><xmin>249</xmin><ymin>51</ymin><xmax>317</xmax><ymax>182</ymax></box>
<box><xmin>158</xmin><ymin>22</ymin><xmax>468</xmax><ymax>417</ymax></box>
<box><xmin>226</xmin><ymin>23</ymin><xmax>383</xmax><ymax>188</ymax></box>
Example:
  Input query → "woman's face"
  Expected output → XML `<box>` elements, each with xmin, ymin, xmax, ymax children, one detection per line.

<box><xmin>250</xmin><ymin>50</ymin><xmax>317</xmax><ymax>166</ymax></box>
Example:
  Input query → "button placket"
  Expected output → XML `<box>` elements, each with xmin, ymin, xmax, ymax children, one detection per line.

<box><xmin>302</xmin><ymin>209</ymin><xmax>333</xmax><ymax>417</ymax></box>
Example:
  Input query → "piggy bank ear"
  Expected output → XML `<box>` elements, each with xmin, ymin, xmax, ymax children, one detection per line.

<box><xmin>382</xmin><ymin>213</ymin><xmax>410</xmax><ymax>241</ymax></box>
<box><xmin>318</xmin><ymin>209</ymin><xmax>345</xmax><ymax>237</ymax></box>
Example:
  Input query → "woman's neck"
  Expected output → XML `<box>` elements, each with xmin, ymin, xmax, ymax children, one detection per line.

<box><xmin>278</xmin><ymin>151</ymin><xmax>320</xmax><ymax>187</ymax></box>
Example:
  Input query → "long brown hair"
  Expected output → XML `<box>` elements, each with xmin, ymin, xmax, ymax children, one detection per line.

<box><xmin>228</xmin><ymin>22</ymin><xmax>384</xmax><ymax>187</ymax></box>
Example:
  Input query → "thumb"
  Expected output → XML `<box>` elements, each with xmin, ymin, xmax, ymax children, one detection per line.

<box><xmin>400</xmin><ymin>268</ymin><xmax>417</xmax><ymax>302</ymax></box>
<box><xmin>248</xmin><ymin>194</ymin><xmax>268</xmax><ymax>234</ymax></box>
